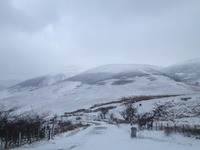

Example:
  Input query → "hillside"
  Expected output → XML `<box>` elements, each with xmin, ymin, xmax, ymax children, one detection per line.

<box><xmin>6</xmin><ymin>93</ymin><xmax>200</xmax><ymax>150</ymax></box>
<box><xmin>0</xmin><ymin>79</ymin><xmax>21</xmax><ymax>91</ymax></box>
<box><xmin>163</xmin><ymin>58</ymin><xmax>200</xmax><ymax>86</ymax></box>
<box><xmin>0</xmin><ymin>61</ymin><xmax>200</xmax><ymax>150</ymax></box>
<box><xmin>0</xmin><ymin>64</ymin><xmax>196</xmax><ymax>115</ymax></box>
<box><xmin>9</xmin><ymin>66</ymin><xmax>86</xmax><ymax>92</ymax></box>
<box><xmin>68</xmin><ymin>64</ymin><xmax>163</xmax><ymax>84</ymax></box>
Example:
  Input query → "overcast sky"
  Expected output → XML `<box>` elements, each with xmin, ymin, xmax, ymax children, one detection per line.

<box><xmin>0</xmin><ymin>0</ymin><xmax>200</xmax><ymax>80</ymax></box>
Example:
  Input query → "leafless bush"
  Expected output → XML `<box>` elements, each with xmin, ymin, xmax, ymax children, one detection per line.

<box><xmin>0</xmin><ymin>104</ymin><xmax>49</xmax><ymax>149</ymax></box>
<box><xmin>120</xmin><ymin>104</ymin><xmax>138</xmax><ymax>123</ymax></box>
<box><xmin>152</xmin><ymin>103</ymin><xmax>168</xmax><ymax>120</ymax></box>
<box><xmin>99</xmin><ymin>107</ymin><xmax>109</xmax><ymax>119</ymax></box>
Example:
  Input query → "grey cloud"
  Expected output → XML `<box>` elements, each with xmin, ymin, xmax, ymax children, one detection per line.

<box><xmin>0</xmin><ymin>0</ymin><xmax>200</xmax><ymax>80</ymax></box>
<box><xmin>0</xmin><ymin>0</ymin><xmax>59</xmax><ymax>32</ymax></box>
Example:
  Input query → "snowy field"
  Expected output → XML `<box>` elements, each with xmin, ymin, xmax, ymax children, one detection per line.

<box><xmin>16</xmin><ymin>122</ymin><xmax>200</xmax><ymax>150</ymax></box>
<box><xmin>2</xmin><ymin>93</ymin><xmax>199</xmax><ymax>150</ymax></box>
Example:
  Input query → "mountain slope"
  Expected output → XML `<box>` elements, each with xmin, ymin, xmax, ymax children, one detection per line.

<box><xmin>0</xmin><ymin>79</ymin><xmax>21</xmax><ymax>91</ymax></box>
<box><xmin>68</xmin><ymin>64</ymin><xmax>163</xmax><ymax>84</ymax></box>
<box><xmin>9</xmin><ymin>66</ymin><xmax>86</xmax><ymax>92</ymax></box>
<box><xmin>0</xmin><ymin>64</ymin><xmax>195</xmax><ymax>114</ymax></box>
<box><xmin>163</xmin><ymin>58</ymin><xmax>200</xmax><ymax>86</ymax></box>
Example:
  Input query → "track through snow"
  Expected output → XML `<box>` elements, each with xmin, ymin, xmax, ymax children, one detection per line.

<box><xmin>16</xmin><ymin>122</ymin><xmax>200</xmax><ymax>150</ymax></box>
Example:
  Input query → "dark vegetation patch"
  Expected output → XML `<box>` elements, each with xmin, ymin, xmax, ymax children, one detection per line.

<box><xmin>92</xmin><ymin>106</ymin><xmax>116</xmax><ymax>112</ymax></box>
<box><xmin>67</xmin><ymin>71</ymin><xmax>161</xmax><ymax>85</ymax></box>
<box><xmin>112</xmin><ymin>71</ymin><xmax>150</xmax><ymax>79</ymax></box>
<box><xmin>111</xmin><ymin>80</ymin><xmax>134</xmax><ymax>85</ymax></box>
<box><xmin>0</xmin><ymin>105</ymin><xmax>49</xmax><ymax>149</ymax></box>
<box><xmin>67</xmin><ymin>73</ymin><xmax>114</xmax><ymax>84</ymax></box>
<box><xmin>89</xmin><ymin>95</ymin><xmax>180</xmax><ymax>109</ymax></box>
<box><xmin>64</xmin><ymin>109</ymin><xmax>86</xmax><ymax>116</ymax></box>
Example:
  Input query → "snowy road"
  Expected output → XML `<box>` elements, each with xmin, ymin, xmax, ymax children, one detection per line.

<box><xmin>17</xmin><ymin>122</ymin><xmax>200</xmax><ymax>150</ymax></box>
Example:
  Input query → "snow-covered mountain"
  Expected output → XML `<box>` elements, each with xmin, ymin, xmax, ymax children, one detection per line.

<box><xmin>1</xmin><ymin>62</ymin><xmax>200</xmax><ymax>150</ymax></box>
<box><xmin>163</xmin><ymin>58</ymin><xmax>200</xmax><ymax>86</ymax></box>
<box><xmin>68</xmin><ymin>64</ymin><xmax>163</xmax><ymax>84</ymax></box>
<box><xmin>9</xmin><ymin>66</ymin><xmax>86</xmax><ymax>92</ymax></box>
<box><xmin>0</xmin><ymin>63</ymin><xmax>197</xmax><ymax>115</ymax></box>
<box><xmin>0</xmin><ymin>79</ymin><xmax>21</xmax><ymax>91</ymax></box>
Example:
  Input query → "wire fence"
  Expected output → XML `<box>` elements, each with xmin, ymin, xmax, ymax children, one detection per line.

<box><xmin>0</xmin><ymin>126</ymin><xmax>53</xmax><ymax>149</ymax></box>
<box><xmin>0</xmin><ymin>121</ymin><xmax>89</xmax><ymax>149</ymax></box>
<box><xmin>149</xmin><ymin>122</ymin><xmax>200</xmax><ymax>138</ymax></box>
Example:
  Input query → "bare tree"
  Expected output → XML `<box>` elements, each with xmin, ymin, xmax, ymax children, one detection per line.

<box><xmin>137</xmin><ymin>112</ymin><xmax>154</xmax><ymax>129</ymax></box>
<box><xmin>100</xmin><ymin>108</ymin><xmax>109</xmax><ymax>119</ymax></box>
<box><xmin>121</xmin><ymin>104</ymin><xmax>138</xmax><ymax>122</ymax></box>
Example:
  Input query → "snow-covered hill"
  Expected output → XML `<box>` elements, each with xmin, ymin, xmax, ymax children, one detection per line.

<box><xmin>163</xmin><ymin>58</ymin><xmax>200</xmax><ymax>86</ymax></box>
<box><xmin>1</xmin><ymin>62</ymin><xmax>200</xmax><ymax>150</ymax></box>
<box><xmin>9</xmin><ymin>66</ymin><xmax>86</xmax><ymax>92</ymax></box>
<box><xmin>0</xmin><ymin>64</ymin><xmax>196</xmax><ymax>115</ymax></box>
<box><xmin>0</xmin><ymin>79</ymin><xmax>21</xmax><ymax>91</ymax></box>
<box><xmin>68</xmin><ymin>64</ymin><xmax>163</xmax><ymax>84</ymax></box>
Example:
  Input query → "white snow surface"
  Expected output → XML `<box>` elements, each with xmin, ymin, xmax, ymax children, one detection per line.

<box><xmin>49</xmin><ymin>66</ymin><xmax>86</xmax><ymax>76</ymax></box>
<box><xmin>15</xmin><ymin>122</ymin><xmax>200</xmax><ymax>150</ymax></box>
<box><xmin>167</xmin><ymin>58</ymin><xmax>200</xmax><ymax>67</ymax></box>
<box><xmin>81</xmin><ymin>64</ymin><xmax>161</xmax><ymax>74</ymax></box>
<box><xmin>1</xmin><ymin>63</ymin><xmax>200</xmax><ymax>150</ymax></box>
<box><xmin>0</xmin><ymin>75</ymin><xmax>194</xmax><ymax>115</ymax></box>
<box><xmin>0</xmin><ymin>63</ymin><xmax>198</xmax><ymax>115</ymax></box>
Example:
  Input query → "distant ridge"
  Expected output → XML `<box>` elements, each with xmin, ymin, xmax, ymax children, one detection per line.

<box><xmin>163</xmin><ymin>58</ymin><xmax>200</xmax><ymax>86</ymax></box>
<box><xmin>0</xmin><ymin>58</ymin><xmax>199</xmax><ymax>114</ymax></box>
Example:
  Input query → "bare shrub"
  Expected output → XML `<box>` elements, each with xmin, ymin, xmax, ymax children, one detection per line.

<box><xmin>120</xmin><ymin>104</ymin><xmax>138</xmax><ymax>123</ymax></box>
<box><xmin>152</xmin><ymin>103</ymin><xmax>168</xmax><ymax>120</ymax></box>
<box><xmin>0</xmin><ymin>104</ymin><xmax>49</xmax><ymax>149</ymax></box>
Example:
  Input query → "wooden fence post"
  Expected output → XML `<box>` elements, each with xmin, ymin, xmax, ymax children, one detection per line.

<box><xmin>18</xmin><ymin>132</ymin><xmax>21</xmax><ymax>147</ymax></box>
<box><xmin>37</xmin><ymin>128</ymin><xmax>40</xmax><ymax>140</ymax></box>
<box><xmin>44</xmin><ymin>126</ymin><xmax>47</xmax><ymax>139</ymax></box>
<box><xmin>174</xmin><ymin>124</ymin><xmax>176</xmax><ymax>133</ymax></box>
<box><xmin>30</xmin><ymin>131</ymin><xmax>32</xmax><ymax>144</ymax></box>
<box><xmin>48</xmin><ymin>129</ymin><xmax>51</xmax><ymax>140</ymax></box>
<box><xmin>156</xmin><ymin>122</ymin><xmax>157</xmax><ymax>130</ymax></box>
<box><xmin>0</xmin><ymin>138</ymin><xmax>3</xmax><ymax>149</ymax></box>
<box><xmin>52</xmin><ymin>119</ymin><xmax>55</xmax><ymax>139</ymax></box>
<box><xmin>166</xmin><ymin>123</ymin><xmax>169</xmax><ymax>132</ymax></box>
<box><xmin>5</xmin><ymin>130</ymin><xmax>8</xmax><ymax>149</ymax></box>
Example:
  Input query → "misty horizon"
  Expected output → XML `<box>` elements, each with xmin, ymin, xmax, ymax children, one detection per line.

<box><xmin>1</xmin><ymin>57</ymin><xmax>199</xmax><ymax>81</ymax></box>
<box><xmin>1</xmin><ymin>0</ymin><xmax>200</xmax><ymax>80</ymax></box>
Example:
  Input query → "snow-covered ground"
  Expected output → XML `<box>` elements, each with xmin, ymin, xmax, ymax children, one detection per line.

<box><xmin>1</xmin><ymin>63</ymin><xmax>199</xmax><ymax>116</ymax></box>
<box><xmin>0</xmin><ymin>62</ymin><xmax>199</xmax><ymax>150</ymax></box>
<box><xmin>11</xmin><ymin>93</ymin><xmax>200</xmax><ymax>149</ymax></box>
<box><xmin>15</xmin><ymin>122</ymin><xmax>200</xmax><ymax>150</ymax></box>
<box><xmin>81</xmin><ymin>64</ymin><xmax>161</xmax><ymax>74</ymax></box>
<box><xmin>0</xmin><ymin>76</ymin><xmax>195</xmax><ymax>115</ymax></box>
<box><xmin>92</xmin><ymin>93</ymin><xmax>200</xmax><ymax>126</ymax></box>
